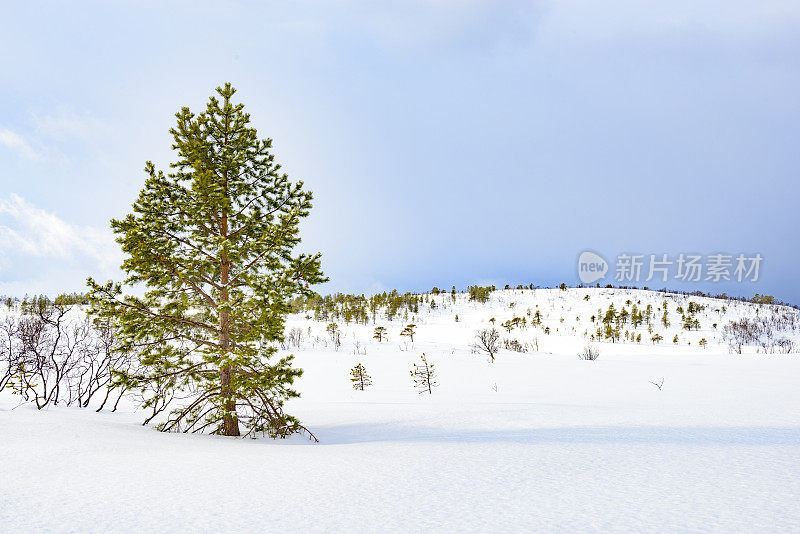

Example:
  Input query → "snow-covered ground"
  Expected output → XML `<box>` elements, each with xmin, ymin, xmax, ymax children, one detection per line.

<box><xmin>2</xmin><ymin>288</ymin><xmax>800</xmax><ymax>532</ymax></box>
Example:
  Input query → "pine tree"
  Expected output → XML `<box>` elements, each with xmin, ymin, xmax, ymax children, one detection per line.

<box><xmin>652</xmin><ymin>334</ymin><xmax>663</xmax><ymax>344</ymax></box>
<box><xmin>603</xmin><ymin>304</ymin><xmax>617</xmax><ymax>325</ymax></box>
<box><xmin>373</xmin><ymin>326</ymin><xmax>387</xmax><ymax>342</ymax></box>
<box><xmin>350</xmin><ymin>363</ymin><xmax>372</xmax><ymax>391</ymax></box>
<box><xmin>326</xmin><ymin>322</ymin><xmax>339</xmax><ymax>342</ymax></box>
<box><xmin>410</xmin><ymin>353</ymin><xmax>437</xmax><ymax>394</ymax></box>
<box><xmin>400</xmin><ymin>324</ymin><xmax>416</xmax><ymax>342</ymax></box>
<box><xmin>87</xmin><ymin>84</ymin><xmax>326</xmax><ymax>438</ymax></box>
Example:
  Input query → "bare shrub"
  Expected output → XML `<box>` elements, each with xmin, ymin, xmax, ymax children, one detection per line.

<box><xmin>0</xmin><ymin>317</ymin><xmax>23</xmax><ymax>393</ymax></box>
<box><xmin>776</xmin><ymin>338</ymin><xmax>795</xmax><ymax>354</ymax></box>
<box><xmin>473</xmin><ymin>328</ymin><xmax>500</xmax><ymax>363</ymax></box>
<box><xmin>578</xmin><ymin>344</ymin><xmax>600</xmax><ymax>361</ymax></box>
<box><xmin>0</xmin><ymin>304</ymin><xmax>133</xmax><ymax>411</ymax></box>
<box><xmin>503</xmin><ymin>339</ymin><xmax>528</xmax><ymax>353</ymax></box>
<box><xmin>650</xmin><ymin>378</ymin><xmax>664</xmax><ymax>391</ymax></box>
<box><xmin>286</xmin><ymin>327</ymin><xmax>303</xmax><ymax>348</ymax></box>
<box><xmin>723</xmin><ymin>318</ymin><xmax>761</xmax><ymax>354</ymax></box>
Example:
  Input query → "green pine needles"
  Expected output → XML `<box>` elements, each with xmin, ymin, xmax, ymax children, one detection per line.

<box><xmin>87</xmin><ymin>83</ymin><xmax>326</xmax><ymax>439</ymax></box>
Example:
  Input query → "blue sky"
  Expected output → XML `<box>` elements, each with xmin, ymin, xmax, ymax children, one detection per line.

<box><xmin>1</xmin><ymin>1</ymin><xmax>799</xmax><ymax>302</ymax></box>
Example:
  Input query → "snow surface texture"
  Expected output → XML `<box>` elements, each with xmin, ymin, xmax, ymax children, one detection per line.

<box><xmin>2</xmin><ymin>288</ymin><xmax>800</xmax><ymax>532</ymax></box>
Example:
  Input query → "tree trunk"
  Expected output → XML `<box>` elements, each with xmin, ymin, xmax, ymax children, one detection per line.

<box><xmin>219</xmin><ymin>204</ymin><xmax>240</xmax><ymax>437</ymax></box>
<box><xmin>220</xmin><ymin>361</ymin><xmax>239</xmax><ymax>436</ymax></box>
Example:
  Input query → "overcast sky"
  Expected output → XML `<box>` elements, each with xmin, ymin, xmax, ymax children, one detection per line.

<box><xmin>1</xmin><ymin>1</ymin><xmax>799</xmax><ymax>302</ymax></box>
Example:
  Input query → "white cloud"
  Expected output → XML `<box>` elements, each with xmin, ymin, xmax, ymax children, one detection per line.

<box><xmin>0</xmin><ymin>127</ymin><xmax>38</xmax><ymax>160</ymax></box>
<box><xmin>0</xmin><ymin>194</ymin><xmax>122</xmax><ymax>294</ymax></box>
<box><xmin>32</xmin><ymin>110</ymin><xmax>110</xmax><ymax>144</ymax></box>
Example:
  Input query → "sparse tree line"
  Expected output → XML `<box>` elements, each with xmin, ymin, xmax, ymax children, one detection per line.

<box><xmin>286</xmin><ymin>290</ymin><xmax>799</xmax><ymax>362</ymax></box>
<box><xmin>568</xmin><ymin>284</ymin><xmax>799</xmax><ymax>311</ymax></box>
<box><xmin>283</xmin><ymin>286</ymin><xmax>800</xmax><ymax>355</ymax></box>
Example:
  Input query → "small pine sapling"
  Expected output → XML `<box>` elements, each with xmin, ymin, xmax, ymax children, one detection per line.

<box><xmin>350</xmin><ymin>363</ymin><xmax>372</xmax><ymax>391</ymax></box>
<box><xmin>410</xmin><ymin>353</ymin><xmax>438</xmax><ymax>394</ymax></box>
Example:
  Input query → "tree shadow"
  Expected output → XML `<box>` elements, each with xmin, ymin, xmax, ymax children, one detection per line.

<box><xmin>311</xmin><ymin>423</ymin><xmax>800</xmax><ymax>446</ymax></box>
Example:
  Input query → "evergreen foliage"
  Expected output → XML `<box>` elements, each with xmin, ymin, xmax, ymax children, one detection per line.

<box><xmin>350</xmin><ymin>363</ymin><xmax>372</xmax><ymax>391</ymax></box>
<box><xmin>410</xmin><ymin>353</ymin><xmax>437</xmax><ymax>394</ymax></box>
<box><xmin>373</xmin><ymin>326</ymin><xmax>387</xmax><ymax>342</ymax></box>
<box><xmin>87</xmin><ymin>84</ymin><xmax>326</xmax><ymax>439</ymax></box>
<box><xmin>400</xmin><ymin>324</ymin><xmax>416</xmax><ymax>342</ymax></box>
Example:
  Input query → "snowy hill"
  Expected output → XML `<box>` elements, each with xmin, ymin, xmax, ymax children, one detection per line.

<box><xmin>2</xmin><ymin>287</ymin><xmax>800</xmax><ymax>532</ymax></box>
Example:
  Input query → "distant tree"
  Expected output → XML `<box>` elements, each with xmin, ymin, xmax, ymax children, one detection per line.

<box><xmin>473</xmin><ymin>328</ymin><xmax>500</xmax><ymax>363</ymax></box>
<box><xmin>326</xmin><ymin>322</ymin><xmax>339</xmax><ymax>342</ymax></box>
<box><xmin>604</xmin><ymin>323</ymin><xmax>614</xmax><ymax>341</ymax></box>
<box><xmin>698</xmin><ymin>338</ymin><xmax>708</xmax><ymax>349</ymax></box>
<box><xmin>410</xmin><ymin>353</ymin><xmax>437</xmax><ymax>394</ymax></box>
<box><xmin>559</xmin><ymin>283</ymin><xmax>567</xmax><ymax>291</ymax></box>
<box><xmin>752</xmin><ymin>293</ymin><xmax>775</xmax><ymax>305</ymax></box>
<box><xmin>673</xmin><ymin>334</ymin><xmax>679</xmax><ymax>344</ymax></box>
<box><xmin>723</xmin><ymin>318</ymin><xmax>758</xmax><ymax>354</ymax></box>
<box><xmin>636</xmin><ymin>309</ymin><xmax>645</xmax><ymax>327</ymax></box>
<box><xmin>350</xmin><ymin>363</ymin><xmax>372</xmax><ymax>391</ymax></box>
<box><xmin>400</xmin><ymin>324</ymin><xmax>416</xmax><ymax>342</ymax></box>
<box><xmin>373</xmin><ymin>326</ymin><xmax>387</xmax><ymax>342</ymax></box>
<box><xmin>603</xmin><ymin>304</ymin><xmax>617</xmax><ymax>325</ymax></box>
<box><xmin>651</xmin><ymin>334</ymin><xmax>663</xmax><ymax>344</ymax></box>
<box><xmin>468</xmin><ymin>285</ymin><xmax>492</xmax><ymax>303</ymax></box>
